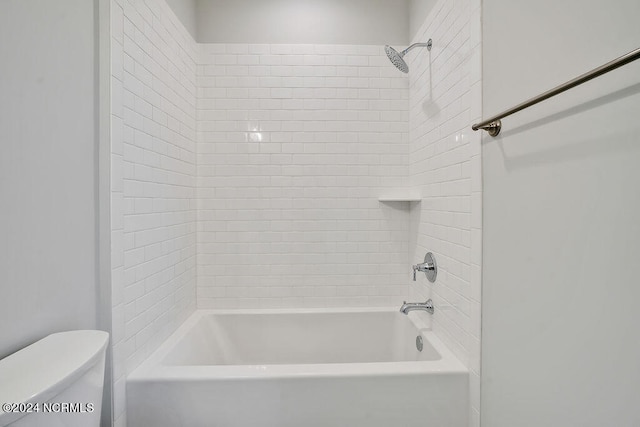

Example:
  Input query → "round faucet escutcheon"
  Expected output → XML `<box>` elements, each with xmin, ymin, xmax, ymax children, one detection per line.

<box><xmin>413</xmin><ymin>252</ymin><xmax>437</xmax><ymax>282</ymax></box>
<box><xmin>424</xmin><ymin>252</ymin><xmax>437</xmax><ymax>282</ymax></box>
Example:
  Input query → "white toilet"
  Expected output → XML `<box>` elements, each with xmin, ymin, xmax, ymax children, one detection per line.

<box><xmin>0</xmin><ymin>330</ymin><xmax>109</xmax><ymax>427</ymax></box>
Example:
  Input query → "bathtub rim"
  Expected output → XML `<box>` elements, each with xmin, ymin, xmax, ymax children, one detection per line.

<box><xmin>128</xmin><ymin>307</ymin><xmax>468</xmax><ymax>382</ymax></box>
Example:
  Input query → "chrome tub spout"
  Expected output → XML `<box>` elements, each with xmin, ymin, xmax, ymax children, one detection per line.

<box><xmin>399</xmin><ymin>299</ymin><xmax>434</xmax><ymax>315</ymax></box>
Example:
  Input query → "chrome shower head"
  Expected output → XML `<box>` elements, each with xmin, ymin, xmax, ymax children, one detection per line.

<box><xmin>384</xmin><ymin>39</ymin><xmax>432</xmax><ymax>73</ymax></box>
<box><xmin>385</xmin><ymin>45</ymin><xmax>409</xmax><ymax>73</ymax></box>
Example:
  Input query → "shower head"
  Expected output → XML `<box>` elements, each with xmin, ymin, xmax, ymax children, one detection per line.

<box><xmin>385</xmin><ymin>45</ymin><xmax>409</xmax><ymax>73</ymax></box>
<box><xmin>384</xmin><ymin>39</ymin><xmax>432</xmax><ymax>73</ymax></box>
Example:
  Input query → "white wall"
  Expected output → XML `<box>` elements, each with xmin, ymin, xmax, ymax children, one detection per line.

<box><xmin>409</xmin><ymin>0</ymin><xmax>437</xmax><ymax>42</ymax></box>
<box><xmin>197</xmin><ymin>43</ymin><xmax>410</xmax><ymax>309</ymax></box>
<box><xmin>164</xmin><ymin>0</ymin><xmax>197</xmax><ymax>39</ymax></box>
<box><xmin>110</xmin><ymin>0</ymin><xmax>198</xmax><ymax>425</ymax></box>
<box><xmin>0</xmin><ymin>0</ymin><xmax>98</xmax><ymax>357</ymax></box>
<box><xmin>195</xmin><ymin>0</ymin><xmax>410</xmax><ymax>45</ymax></box>
<box><xmin>482</xmin><ymin>1</ymin><xmax>640</xmax><ymax>426</ymax></box>
<box><xmin>407</xmin><ymin>0</ymin><xmax>482</xmax><ymax>425</ymax></box>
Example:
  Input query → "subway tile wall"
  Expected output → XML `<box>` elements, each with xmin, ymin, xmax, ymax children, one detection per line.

<box><xmin>407</xmin><ymin>0</ymin><xmax>482</xmax><ymax>425</ymax></box>
<box><xmin>109</xmin><ymin>1</ymin><xmax>482</xmax><ymax>425</ymax></box>
<box><xmin>110</xmin><ymin>0</ymin><xmax>198</xmax><ymax>425</ymax></box>
<box><xmin>196</xmin><ymin>44</ymin><xmax>412</xmax><ymax>309</ymax></box>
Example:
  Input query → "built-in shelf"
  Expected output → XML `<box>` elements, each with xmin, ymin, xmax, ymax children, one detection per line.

<box><xmin>378</xmin><ymin>195</ymin><xmax>422</xmax><ymax>202</ymax></box>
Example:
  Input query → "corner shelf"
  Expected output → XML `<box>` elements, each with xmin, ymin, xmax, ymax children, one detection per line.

<box><xmin>378</xmin><ymin>193</ymin><xmax>422</xmax><ymax>203</ymax></box>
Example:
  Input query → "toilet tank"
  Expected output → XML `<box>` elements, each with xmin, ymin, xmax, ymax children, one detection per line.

<box><xmin>0</xmin><ymin>330</ymin><xmax>109</xmax><ymax>427</ymax></box>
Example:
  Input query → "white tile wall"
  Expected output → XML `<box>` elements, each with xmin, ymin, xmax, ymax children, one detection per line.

<box><xmin>407</xmin><ymin>0</ymin><xmax>482</xmax><ymax>425</ymax></box>
<box><xmin>110</xmin><ymin>0</ymin><xmax>198</xmax><ymax>425</ymax></box>
<box><xmin>109</xmin><ymin>1</ymin><xmax>481</xmax><ymax>426</ymax></box>
<box><xmin>196</xmin><ymin>43</ymin><xmax>412</xmax><ymax>309</ymax></box>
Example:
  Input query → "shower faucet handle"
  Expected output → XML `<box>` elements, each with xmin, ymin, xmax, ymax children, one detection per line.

<box><xmin>412</xmin><ymin>263</ymin><xmax>425</xmax><ymax>281</ymax></box>
<box><xmin>412</xmin><ymin>252</ymin><xmax>438</xmax><ymax>282</ymax></box>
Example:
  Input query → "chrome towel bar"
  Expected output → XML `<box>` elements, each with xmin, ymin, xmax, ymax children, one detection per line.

<box><xmin>472</xmin><ymin>46</ymin><xmax>640</xmax><ymax>136</ymax></box>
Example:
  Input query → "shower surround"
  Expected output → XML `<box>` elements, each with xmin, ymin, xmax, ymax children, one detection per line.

<box><xmin>110</xmin><ymin>0</ymin><xmax>481</xmax><ymax>425</ymax></box>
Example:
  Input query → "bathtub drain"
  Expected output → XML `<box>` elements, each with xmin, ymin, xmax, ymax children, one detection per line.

<box><xmin>416</xmin><ymin>336</ymin><xmax>423</xmax><ymax>352</ymax></box>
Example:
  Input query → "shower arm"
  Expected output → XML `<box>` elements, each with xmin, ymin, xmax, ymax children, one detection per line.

<box><xmin>401</xmin><ymin>40</ymin><xmax>432</xmax><ymax>56</ymax></box>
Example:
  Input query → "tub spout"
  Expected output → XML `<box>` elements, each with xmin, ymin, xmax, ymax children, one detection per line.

<box><xmin>399</xmin><ymin>299</ymin><xmax>434</xmax><ymax>315</ymax></box>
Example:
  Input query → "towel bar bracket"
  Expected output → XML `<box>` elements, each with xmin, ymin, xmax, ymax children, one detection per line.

<box><xmin>474</xmin><ymin>120</ymin><xmax>501</xmax><ymax>137</ymax></box>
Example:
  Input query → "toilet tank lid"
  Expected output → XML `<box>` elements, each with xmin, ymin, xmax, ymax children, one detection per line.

<box><xmin>0</xmin><ymin>330</ymin><xmax>109</xmax><ymax>409</ymax></box>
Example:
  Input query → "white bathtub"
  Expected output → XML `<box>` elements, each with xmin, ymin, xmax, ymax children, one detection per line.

<box><xmin>127</xmin><ymin>308</ymin><xmax>468</xmax><ymax>427</ymax></box>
